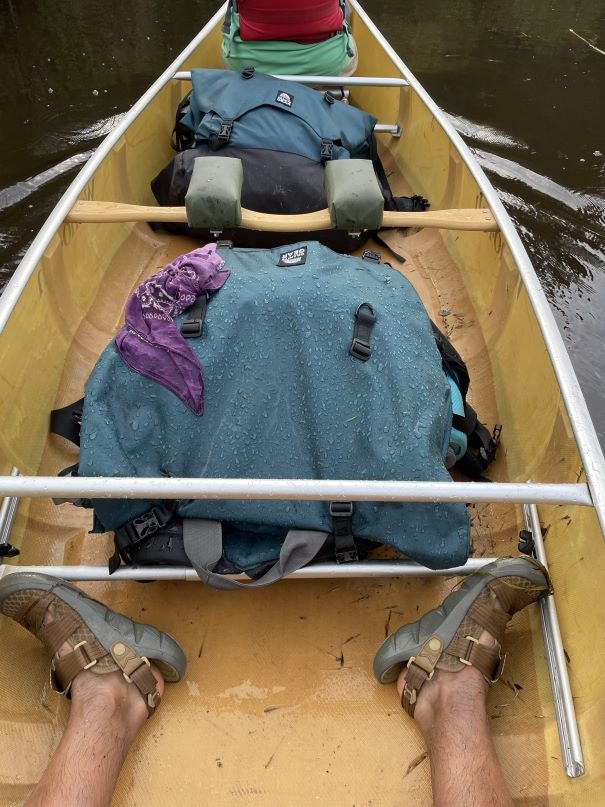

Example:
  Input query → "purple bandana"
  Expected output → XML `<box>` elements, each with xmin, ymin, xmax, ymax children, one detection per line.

<box><xmin>115</xmin><ymin>244</ymin><xmax>230</xmax><ymax>415</ymax></box>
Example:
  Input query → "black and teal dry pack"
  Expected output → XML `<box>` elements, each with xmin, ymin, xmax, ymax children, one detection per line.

<box><xmin>152</xmin><ymin>68</ymin><xmax>429</xmax><ymax>251</ymax></box>
<box><xmin>175</xmin><ymin>67</ymin><xmax>376</xmax><ymax>161</ymax></box>
<box><xmin>53</xmin><ymin>242</ymin><xmax>497</xmax><ymax>589</ymax></box>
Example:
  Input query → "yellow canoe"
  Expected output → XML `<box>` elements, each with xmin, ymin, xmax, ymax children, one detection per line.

<box><xmin>0</xmin><ymin>2</ymin><xmax>604</xmax><ymax>803</ymax></box>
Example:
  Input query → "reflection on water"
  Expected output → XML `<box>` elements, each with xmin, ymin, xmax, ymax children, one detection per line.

<box><xmin>0</xmin><ymin>0</ymin><xmax>603</xmax><ymax>436</ymax></box>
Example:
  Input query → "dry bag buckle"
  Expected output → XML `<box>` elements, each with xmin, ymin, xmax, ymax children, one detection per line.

<box><xmin>330</xmin><ymin>501</ymin><xmax>359</xmax><ymax>563</ymax></box>
<box><xmin>349</xmin><ymin>303</ymin><xmax>377</xmax><ymax>362</ymax></box>
<box><xmin>320</xmin><ymin>138</ymin><xmax>334</xmax><ymax>163</ymax></box>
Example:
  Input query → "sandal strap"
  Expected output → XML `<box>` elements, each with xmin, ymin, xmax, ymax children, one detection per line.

<box><xmin>489</xmin><ymin>578</ymin><xmax>535</xmax><ymax>614</ymax></box>
<box><xmin>21</xmin><ymin>592</ymin><xmax>56</xmax><ymax>633</ymax></box>
<box><xmin>401</xmin><ymin>633</ymin><xmax>507</xmax><ymax>717</ymax></box>
<box><xmin>447</xmin><ymin>635</ymin><xmax>506</xmax><ymax>682</ymax></box>
<box><xmin>52</xmin><ymin>640</ymin><xmax>107</xmax><ymax>694</ymax></box>
<box><xmin>42</xmin><ymin>612</ymin><xmax>82</xmax><ymax>654</ymax></box>
<box><xmin>401</xmin><ymin>635</ymin><xmax>443</xmax><ymax>717</ymax></box>
<box><xmin>110</xmin><ymin>641</ymin><xmax>161</xmax><ymax>715</ymax></box>
<box><xmin>467</xmin><ymin>600</ymin><xmax>509</xmax><ymax>641</ymax></box>
<box><xmin>51</xmin><ymin>639</ymin><xmax>161</xmax><ymax>715</ymax></box>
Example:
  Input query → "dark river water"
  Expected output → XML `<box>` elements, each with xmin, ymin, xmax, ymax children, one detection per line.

<box><xmin>1</xmin><ymin>1</ymin><xmax>604</xmax><ymax>440</ymax></box>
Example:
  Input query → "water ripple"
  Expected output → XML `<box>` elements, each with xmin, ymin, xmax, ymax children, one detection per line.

<box><xmin>67</xmin><ymin>113</ymin><xmax>125</xmax><ymax>144</ymax></box>
<box><xmin>472</xmin><ymin>146</ymin><xmax>605</xmax><ymax>216</ymax></box>
<box><xmin>446</xmin><ymin>112</ymin><xmax>528</xmax><ymax>150</ymax></box>
<box><xmin>0</xmin><ymin>151</ymin><xmax>93</xmax><ymax>212</ymax></box>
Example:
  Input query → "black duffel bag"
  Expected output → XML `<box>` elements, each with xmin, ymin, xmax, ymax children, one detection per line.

<box><xmin>151</xmin><ymin>142</ymin><xmax>367</xmax><ymax>252</ymax></box>
<box><xmin>151</xmin><ymin>141</ymin><xmax>429</xmax><ymax>252</ymax></box>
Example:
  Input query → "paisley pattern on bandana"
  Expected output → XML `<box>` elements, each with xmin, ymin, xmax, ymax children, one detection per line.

<box><xmin>115</xmin><ymin>244</ymin><xmax>230</xmax><ymax>415</ymax></box>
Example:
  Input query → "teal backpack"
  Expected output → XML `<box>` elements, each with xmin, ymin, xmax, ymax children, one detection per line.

<box><xmin>53</xmin><ymin>243</ymin><xmax>498</xmax><ymax>588</ymax></box>
<box><xmin>174</xmin><ymin>67</ymin><xmax>377</xmax><ymax>162</ymax></box>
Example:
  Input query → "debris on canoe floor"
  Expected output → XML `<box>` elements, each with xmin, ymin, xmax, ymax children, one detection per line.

<box><xmin>405</xmin><ymin>752</ymin><xmax>428</xmax><ymax>777</ymax></box>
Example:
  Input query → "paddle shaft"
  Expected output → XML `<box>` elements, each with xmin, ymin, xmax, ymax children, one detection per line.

<box><xmin>67</xmin><ymin>201</ymin><xmax>498</xmax><ymax>232</ymax></box>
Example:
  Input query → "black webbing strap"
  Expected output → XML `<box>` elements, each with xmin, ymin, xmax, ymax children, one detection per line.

<box><xmin>109</xmin><ymin>502</ymin><xmax>178</xmax><ymax>574</ymax></box>
<box><xmin>349</xmin><ymin>303</ymin><xmax>376</xmax><ymax>361</ymax></box>
<box><xmin>222</xmin><ymin>0</ymin><xmax>234</xmax><ymax>33</ymax></box>
<box><xmin>431</xmin><ymin>322</ymin><xmax>470</xmax><ymax>399</ymax></box>
<box><xmin>53</xmin><ymin>464</ymin><xmax>90</xmax><ymax>508</ymax></box>
<box><xmin>456</xmin><ymin>403</ymin><xmax>502</xmax><ymax>479</ymax></box>
<box><xmin>368</xmin><ymin>133</ymin><xmax>430</xmax><ymax>214</ymax></box>
<box><xmin>330</xmin><ymin>502</ymin><xmax>359</xmax><ymax>563</ymax></box>
<box><xmin>181</xmin><ymin>293</ymin><xmax>209</xmax><ymax>339</ymax></box>
<box><xmin>171</xmin><ymin>91</ymin><xmax>194</xmax><ymax>151</ymax></box>
<box><xmin>50</xmin><ymin>398</ymin><xmax>84</xmax><ymax>447</ymax></box>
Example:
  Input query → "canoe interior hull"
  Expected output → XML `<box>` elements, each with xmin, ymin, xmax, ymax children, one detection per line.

<box><xmin>0</xmin><ymin>6</ymin><xmax>603</xmax><ymax>804</ymax></box>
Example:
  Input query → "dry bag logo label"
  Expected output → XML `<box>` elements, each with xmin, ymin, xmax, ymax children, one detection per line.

<box><xmin>277</xmin><ymin>247</ymin><xmax>307</xmax><ymax>267</ymax></box>
<box><xmin>275</xmin><ymin>90</ymin><xmax>294</xmax><ymax>107</ymax></box>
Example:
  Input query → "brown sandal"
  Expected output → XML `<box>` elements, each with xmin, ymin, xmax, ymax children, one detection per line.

<box><xmin>373</xmin><ymin>557</ymin><xmax>552</xmax><ymax>716</ymax></box>
<box><xmin>0</xmin><ymin>573</ymin><xmax>186</xmax><ymax>715</ymax></box>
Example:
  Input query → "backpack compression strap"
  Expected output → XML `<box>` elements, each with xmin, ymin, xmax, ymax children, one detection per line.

<box><xmin>182</xmin><ymin>520</ymin><xmax>330</xmax><ymax>589</ymax></box>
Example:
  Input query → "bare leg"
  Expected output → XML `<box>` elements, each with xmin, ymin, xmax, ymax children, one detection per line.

<box><xmin>26</xmin><ymin>623</ymin><xmax>164</xmax><ymax>807</ymax></box>
<box><xmin>397</xmin><ymin>626</ymin><xmax>512</xmax><ymax>807</ymax></box>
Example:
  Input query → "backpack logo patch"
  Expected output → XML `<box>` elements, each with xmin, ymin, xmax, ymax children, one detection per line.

<box><xmin>275</xmin><ymin>90</ymin><xmax>294</xmax><ymax>107</ymax></box>
<box><xmin>277</xmin><ymin>247</ymin><xmax>307</xmax><ymax>267</ymax></box>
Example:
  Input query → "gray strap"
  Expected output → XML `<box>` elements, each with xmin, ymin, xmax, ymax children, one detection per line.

<box><xmin>182</xmin><ymin>519</ymin><xmax>329</xmax><ymax>590</ymax></box>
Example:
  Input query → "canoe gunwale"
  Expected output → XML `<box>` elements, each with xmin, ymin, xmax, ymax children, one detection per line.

<box><xmin>348</xmin><ymin>0</ymin><xmax>605</xmax><ymax>540</ymax></box>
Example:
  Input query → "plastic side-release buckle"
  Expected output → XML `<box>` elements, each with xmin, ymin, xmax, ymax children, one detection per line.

<box><xmin>181</xmin><ymin>292</ymin><xmax>209</xmax><ymax>339</ymax></box>
<box><xmin>208</xmin><ymin>118</ymin><xmax>234</xmax><ymax>151</ymax></box>
<box><xmin>361</xmin><ymin>249</ymin><xmax>381</xmax><ymax>263</ymax></box>
<box><xmin>119</xmin><ymin>504</ymin><xmax>176</xmax><ymax>553</ymax></box>
<box><xmin>218</xmin><ymin>119</ymin><xmax>233</xmax><ymax>144</ymax></box>
<box><xmin>329</xmin><ymin>501</ymin><xmax>359</xmax><ymax>563</ymax></box>
<box><xmin>320</xmin><ymin>138</ymin><xmax>334</xmax><ymax>163</ymax></box>
<box><xmin>349</xmin><ymin>303</ymin><xmax>377</xmax><ymax>362</ymax></box>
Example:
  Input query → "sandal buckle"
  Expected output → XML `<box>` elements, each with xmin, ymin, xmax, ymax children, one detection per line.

<box><xmin>122</xmin><ymin>655</ymin><xmax>150</xmax><ymax>684</ymax></box>
<box><xmin>73</xmin><ymin>640</ymin><xmax>98</xmax><ymax>671</ymax></box>
<box><xmin>459</xmin><ymin>634</ymin><xmax>479</xmax><ymax>666</ymax></box>
<box><xmin>147</xmin><ymin>688</ymin><xmax>161</xmax><ymax>711</ymax></box>
<box><xmin>403</xmin><ymin>682</ymin><xmax>417</xmax><ymax>706</ymax></box>
<box><xmin>406</xmin><ymin>654</ymin><xmax>435</xmax><ymax>680</ymax></box>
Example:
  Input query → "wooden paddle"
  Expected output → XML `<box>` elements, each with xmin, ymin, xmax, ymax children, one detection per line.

<box><xmin>67</xmin><ymin>200</ymin><xmax>498</xmax><ymax>232</ymax></box>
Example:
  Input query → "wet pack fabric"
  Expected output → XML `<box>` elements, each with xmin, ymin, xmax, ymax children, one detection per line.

<box><xmin>151</xmin><ymin>144</ymin><xmax>365</xmax><ymax>253</ymax></box>
<box><xmin>78</xmin><ymin>242</ymin><xmax>470</xmax><ymax>585</ymax></box>
<box><xmin>175</xmin><ymin>68</ymin><xmax>377</xmax><ymax>161</ymax></box>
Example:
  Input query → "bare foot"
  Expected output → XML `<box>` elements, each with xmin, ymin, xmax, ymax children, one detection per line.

<box><xmin>396</xmin><ymin>587</ymin><xmax>508</xmax><ymax>730</ymax></box>
<box><xmin>43</xmin><ymin>605</ymin><xmax>165</xmax><ymax>739</ymax></box>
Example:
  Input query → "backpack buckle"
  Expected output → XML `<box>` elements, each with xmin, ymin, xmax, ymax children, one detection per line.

<box><xmin>349</xmin><ymin>303</ymin><xmax>377</xmax><ymax>362</ymax></box>
<box><xmin>208</xmin><ymin>118</ymin><xmax>233</xmax><ymax>151</ymax></box>
<box><xmin>320</xmin><ymin>138</ymin><xmax>334</xmax><ymax>163</ymax></box>
<box><xmin>329</xmin><ymin>502</ymin><xmax>359</xmax><ymax>563</ymax></box>
<box><xmin>362</xmin><ymin>249</ymin><xmax>381</xmax><ymax>264</ymax></box>
<box><xmin>349</xmin><ymin>338</ymin><xmax>371</xmax><ymax>361</ymax></box>
<box><xmin>122</xmin><ymin>504</ymin><xmax>175</xmax><ymax>546</ymax></box>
